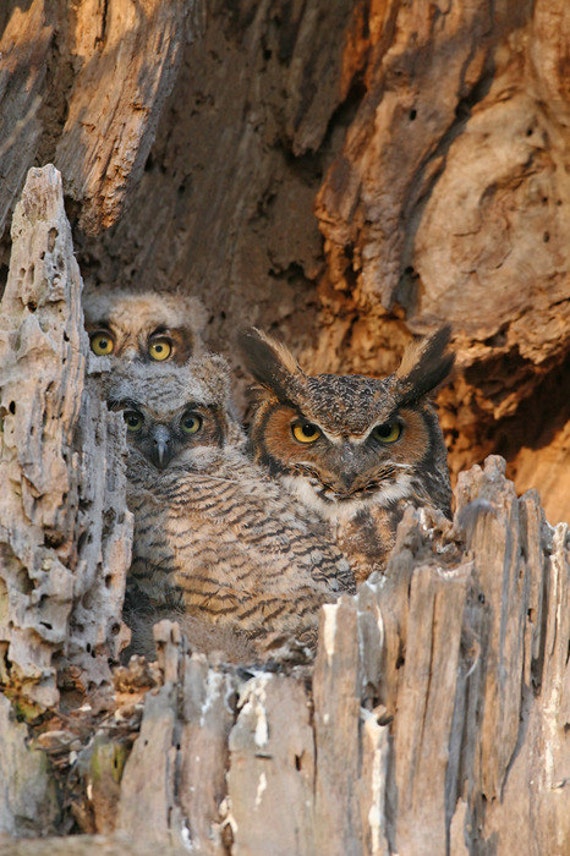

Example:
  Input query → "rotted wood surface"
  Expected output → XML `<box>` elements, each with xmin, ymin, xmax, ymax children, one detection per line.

<box><xmin>0</xmin><ymin>0</ymin><xmax>192</xmax><ymax>237</ymax></box>
<box><xmin>5</xmin><ymin>466</ymin><xmax>564</xmax><ymax>855</ymax></box>
<box><xmin>0</xmin><ymin>1</ymin><xmax>568</xmax><ymax>525</ymax></box>
<box><xmin>0</xmin><ymin>165</ymin><xmax>132</xmax><ymax>714</ymax></box>
<box><xmin>0</xmin><ymin>4</ymin><xmax>569</xmax><ymax>851</ymax></box>
<box><xmin>0</xmin><ymin>167</ymin><xmax>568</xmax><ymax>853</ymax></box>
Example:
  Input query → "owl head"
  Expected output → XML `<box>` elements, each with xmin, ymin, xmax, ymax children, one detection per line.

<box><xmin>107</xmin><ymin>354</ymin><xmax>244</xmax><ymax>469</ymax></box>
<box><xmin>83</xmin><ymin>288</ymin><xmax>207</xmax><ymax>364</ymax></box>
<box><xmin>239</xmin><ymin>327</ymin><xmax>454</xmax><ymax>518</ymax></box>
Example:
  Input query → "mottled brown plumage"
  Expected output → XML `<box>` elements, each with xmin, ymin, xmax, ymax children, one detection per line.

<box><xmin>239</xmin><ymin>326</ymin><xmax>455</xmax><ymax>583</ymax></box>
<box><xmin>108</xmin><ymin>358</ymin><xmax>355</xmax><ymax>664</ymax></box>
<box><xmin>83</xmin><ymin>288</ymin><xmax>207</xmax><ymax>364</ymax></box>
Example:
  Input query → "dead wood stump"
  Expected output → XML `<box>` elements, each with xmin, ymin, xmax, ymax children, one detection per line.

<box><xmin>0</xmin><ymin>166</ymin><xmax>568</xmax><ymax>855</ymax></box>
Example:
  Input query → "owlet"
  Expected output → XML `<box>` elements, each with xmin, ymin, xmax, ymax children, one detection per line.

<box><xmin>83</xmin><ymin>288</ymin><xmax>207</xmax><ymax>364</ymax></box>
<box><xmin>107</xmin><ymin>357</ymin><xmax>355</xmax><ymax>664</ymax></box>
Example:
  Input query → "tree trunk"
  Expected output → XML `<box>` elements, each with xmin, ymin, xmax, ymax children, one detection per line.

<box><xmin>0</xmin><ymin>161</ymin><xmax>568</xmax><ymax>855</ymax></box>
<box><xmin>0</xmin><ymin>1</ymin><xmax>569</xmax><ymax>853</ymax></box>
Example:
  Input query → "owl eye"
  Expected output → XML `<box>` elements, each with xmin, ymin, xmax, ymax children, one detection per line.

<box><xmin>124</xmin><ymin>410</ymin><xmax>144</xmax><ymax>432</ymax></box>
<box><xmin>291</xmin><ymin>420</ymin><xmax>321</xmax><ymax>444</ymax></box>
<box><xmin>90</xmin><ymin>331</ymin><xmax>115</xmax><ymax>356</ymax></box>
<box><xmin>372</xmin><ymin>420</ymin><xmax>402</xmax><ymax>444</ymax></box>
<box><xmin>181</xmin><ymin>411</ymin><xmax>203</xmax><ymax>434</ymax></box>
<box><xmin>148</xmin><ymin>337</ymin><xmax>172</xmax><ymax>361</ymax></box>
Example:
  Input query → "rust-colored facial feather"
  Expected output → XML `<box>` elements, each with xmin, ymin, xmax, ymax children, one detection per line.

<box><xmin>242</xmin><ymin>326</ymin><xmax>454</xmax><ymax>514</ymax></box>
<box><xmin>253</xmin><ymin>399</ymin><xmax>434</xmax><ymax>499</ymax></box>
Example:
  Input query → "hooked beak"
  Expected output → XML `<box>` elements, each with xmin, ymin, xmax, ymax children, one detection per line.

<box><xmin>337</xmin><ymin>445</ymin><xmax>360</xmax><ymax>494</ymax></box>
<box><xmin>151</xmin><ymin>424</ymin><xmax>172</xmax><ymax>469</ymax></box>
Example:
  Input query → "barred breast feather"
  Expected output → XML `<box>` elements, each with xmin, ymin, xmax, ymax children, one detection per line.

<box><xmin>126</xmin><ymin>444</ymin><xmax>355</xmax><ymax>663</ymax></box>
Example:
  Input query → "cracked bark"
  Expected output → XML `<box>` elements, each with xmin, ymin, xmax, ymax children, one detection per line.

<box><xmin>0</xmin><ymin>2</ymin><xmax>569</xmax><ymax>852</ymax></box>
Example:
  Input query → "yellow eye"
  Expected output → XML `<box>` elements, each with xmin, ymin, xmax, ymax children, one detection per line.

<box><xmin>149</xmin><ymin>337</ymin><xmax>172</xmax><ymax>361</ymax></box>
<box><xmin>181</xmin><ymin>412</ymin><xmax>202</xmax><ymax>434</ymax></box>
<box><xmin>90</xmin><ymin>331</ymin><xmax>115</xmax><ymax>356</ymax></box>
<box><xmin>291</xmin><ymin>420</ymin><xmax>321</xmax><ymax>444</ymax></box>
<box><xmin>124</xmin><ymin>411</ymin><xmax>144</xmax><ymax>432</ymax></box>
<box><xmin>372</xmin><ymin>420</ymin><xmax>402</xmax><ymax>444</ymax></box>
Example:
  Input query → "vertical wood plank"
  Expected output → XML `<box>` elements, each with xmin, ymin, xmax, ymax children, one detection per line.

<box><xmin>313</xmin><ymin>597</ymin><xmax>362</xmax><ymax>855</ymax></box>
<box><xmin>178</xmin><ymin>653</ymin><xmax>236</xmax><ymax>855</ymax></box>
<box><xmin>227</xmin><ymin>672</ymin><xmax>315</xmax><ymax>855</ymax></box>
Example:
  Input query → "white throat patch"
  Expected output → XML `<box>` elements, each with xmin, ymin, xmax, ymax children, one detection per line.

<box><xmin>281</xmin><ymin>473</ymin><xmax>415</xmax><ymax>523</ymax></box>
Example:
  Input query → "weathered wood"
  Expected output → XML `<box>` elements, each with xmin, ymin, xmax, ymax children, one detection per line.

<box><xmin>0</xmin><ymin>693</ymin><xmax>59</xmax><ymax>837</ymax></box>
<box><xmin>390</xmin><ymin>564</ymin><xmax>472</xmax><ymax>853</ymax></box>
<box><xmin>313</xmin><ymin>598</ymin><xmax>362</xmax><ymax>855</ymax></box>
<box><xmin>228</xmin><ymin>673</ymin><xmax>315</xmax><ymax>855</ymax></box>
<box><xmin>0</xmin><ymin>165</ymin><xmax>132</xmax><ymax>719</ymax></box>
<box><xmin>0</xmin><ymin>834</ymin><xmax>188</xmax><ymax>856</ymax></box>
<box><xmin>55</xmin><ymin>0</ymin><xmax>193</xmax><ymax>234</ymax></box>
<box><xmin>456</xmin><ymin>458</ymin><xmax>527</xmax><ymax>801</ymax></box>
<box><xmin>115</xmin><ymin>684</ymin><xmax>177</xmax><ymax>845</ymax></box>
<box><xmin>0</xmin><ymin>5</ymin><xmax>569</xmax><ymax>844</ymax></box>
<box><xmin>178</xmin><ymin>652</ymin><xmax>235</xmax><ymax>856</ymax></box>
<box><xmin>0</xmin><ymin>0</ymin><xmax>51</xmax><ymax>236</ymax></box>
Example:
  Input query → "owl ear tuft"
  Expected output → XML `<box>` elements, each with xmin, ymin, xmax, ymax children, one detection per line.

<box><xmin>239</xmin><ymin>328</ymin><xmax>304</xmax><ymax>401</ymax></box>
<box><xmin>396</xmin><ymin>325</ymin><xmax>455</xmax><ymax>405</ymax></box>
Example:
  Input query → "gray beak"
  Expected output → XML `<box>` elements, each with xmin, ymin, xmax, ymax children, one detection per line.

<box><xmin>151</xmin><ymin>424</ymin><xmax>172</xmax><ymax>469</ymax></box>
<box><xmin>339</xmin><ymin>445</ymin><xmax>359</xmax><ymax>492</ymax></box>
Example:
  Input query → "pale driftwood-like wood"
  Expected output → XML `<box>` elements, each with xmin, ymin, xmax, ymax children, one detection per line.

<box><xmin>0</xmin><ymin>834</ymin><xmax>188</xmax><ymax>856</ymax></box>
<box><xmin>313</xmin><ymin>598</ymin><xmax>363</xmax><ymax>856</ymax></box>
<box><xmin>178</xmin><ymin>652</ymin><xmax>235</xmax><ymax>856</ymax></box>
<box><xmin>0</xmin><ymin>693</ymin><xmax>59</xmax><ymax>837</ymax></box>
<box><xmin>228</xmin><ymin>673</ymin><xmax>315</xmax><ymax>855</ymax></box>
<box><xmin>0</xmin><ymin>166</ymin><xmax>132</xmax><ymax>719</ymax></box>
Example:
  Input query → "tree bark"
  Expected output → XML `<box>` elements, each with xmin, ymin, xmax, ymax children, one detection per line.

<box><xmin>1</xmin><ymin>1</ymin><xmax>569</xmax><ymax>852</ymax></box>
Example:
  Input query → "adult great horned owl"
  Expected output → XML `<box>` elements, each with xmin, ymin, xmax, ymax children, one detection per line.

<box><xmin>83</xmin><ymin>288</ymin><xmax>207</xmax><ymax>364</ymax></box>
<box><xmin>239</xmin><ymin>326</ymin><xmax>455</xmax><ymax>583</ymax></box>
<box><xmin>107</xmin><ymin>357</ymin><xmax>355</xmax><ymax>664</ymax></box>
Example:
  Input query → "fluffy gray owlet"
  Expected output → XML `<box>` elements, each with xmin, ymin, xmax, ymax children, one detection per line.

<box><xmin>239</xmin><ymin>326</ymin><xmax>454</xmax><ymax>584</ymax></box>
<box><xmin>83</xmin><ymin>288</ymin><xmax>207</xmax><ymax>364</ymax></box>
<box><xmin>107</xmin><ymin>357</ymin><xmax>355</xmax><ymax>664</ymax></box>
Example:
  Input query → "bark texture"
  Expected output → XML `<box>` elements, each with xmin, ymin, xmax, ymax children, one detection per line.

<box><xmin>0</xmin><ymin>166</ymin><xmax>132</xmax><ymax>720</ymax></box>
<box><xmin>0</xmin><ymin>1</ymin><xmax>569</xmax><ymax>853</ymax></box>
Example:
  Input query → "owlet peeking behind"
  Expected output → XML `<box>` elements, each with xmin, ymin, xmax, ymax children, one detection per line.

<box><xmin>83</xmin><ymin>288</ymin><xmax>207</xmax><ymax>365</ymax></box>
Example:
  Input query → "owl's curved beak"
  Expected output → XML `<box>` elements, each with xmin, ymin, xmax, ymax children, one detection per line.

<box><xmin>151</xmin><ymin>425</ymin><xmax>172</xmax><ymax>469</ymax></box>
<box><xmin>337</xmin><ymin>445</ymin><xmax>359</xmax><ymax>493</ymax></box>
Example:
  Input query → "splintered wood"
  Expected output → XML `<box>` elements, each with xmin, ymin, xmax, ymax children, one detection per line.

<box><xmin>55</xmin><ymin>1</ymin><xmax>191</xmax><ymax>234</ymax></box>
<box><xmin>81</xmin><ymin>469</ymin><xmax>569</xmax><ymax>856</ymax></box>
<box><xmin>0</xmin><ymin>167</ymin><xmax>568</xmax><ymax>854</ymax></box>
<box><xmin>0</xmin><ymin>165</ymin><xmax>132</xmax><ymax>715</ymax></box>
